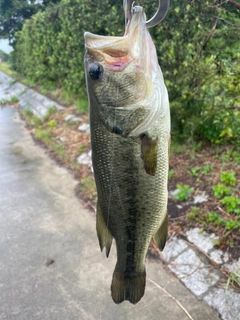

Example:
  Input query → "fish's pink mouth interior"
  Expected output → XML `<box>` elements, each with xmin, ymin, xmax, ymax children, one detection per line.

<box><xmin>101</xmin><ymin>18</ymin><xmax>139</xmax><ymax>71</ymax></box>
<box><xmin>104</xmin><ymin>55</ymin><xmax>131</xmax><ymax>71</ymax></box>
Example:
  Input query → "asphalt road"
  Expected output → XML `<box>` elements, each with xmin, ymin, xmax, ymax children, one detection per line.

<box><xmin>0</xmin><ymin>106</ymin><xmax>221</xmax><ymax>320</ymax></box>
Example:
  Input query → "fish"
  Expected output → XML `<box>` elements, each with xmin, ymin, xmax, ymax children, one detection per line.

<box><xmin>84</xmin><ymin>5</ymin><xmax>170</xmax><ymax>304</ymax></box>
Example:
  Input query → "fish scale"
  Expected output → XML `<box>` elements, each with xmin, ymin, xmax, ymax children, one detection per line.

<box><xmin>84</xmin><ymin>6</ymin><xmax>170</xmax><ymax>304</ymax></box>
<box><xmin>95</xmin><ymin>67</ymin><xmax>143</xmax><ymax>106</ymax></box>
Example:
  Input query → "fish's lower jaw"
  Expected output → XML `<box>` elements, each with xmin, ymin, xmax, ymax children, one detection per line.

<box><xmin>111</xmin><ymin>270</ymin><xmax>146</xmax><ymax>304</ymax></box>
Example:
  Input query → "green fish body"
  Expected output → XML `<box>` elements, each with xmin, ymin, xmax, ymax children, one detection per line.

<box><xmin>84</xmin><ymin>6</ymin><xmax>170</xmax><ymax>304</ymax></box>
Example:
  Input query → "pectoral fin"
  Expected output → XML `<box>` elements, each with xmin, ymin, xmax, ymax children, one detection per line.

<box><xmin>96</xmin><ymin>203</ymin><xmax>113</xmax><ymax>257</ymax></box>
<box><xmin>153</xmin><ymin>213</ymin><xmax>168</xmax><ymax>251</ymax></box>
<box><xmin>141</xmin><ymin>134</ymin><xmax>158</xmax><ymax>176</ymax></box>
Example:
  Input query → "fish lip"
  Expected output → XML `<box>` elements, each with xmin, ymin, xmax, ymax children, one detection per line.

<box><xmin>84</xmin><ymin>6</ymin><xmax>146</xmax><ymax>52</ymax></box>
<box><xmin>84</xmin><ymin>32</ymin><xmax>128</xmax><ymax>50</ymax></box>
<box><xmin>84</xmin><ymin>33</ymin><xmax>130</xmax><ymax>70</ymax></box>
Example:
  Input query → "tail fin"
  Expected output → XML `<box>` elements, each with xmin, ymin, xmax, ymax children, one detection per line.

<box><xmin>111</xmin><ymin>270</ymin><xmax>146</xmax><ymax>304</ymax></box>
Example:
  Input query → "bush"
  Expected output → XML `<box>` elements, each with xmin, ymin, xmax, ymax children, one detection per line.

<box><xmin>11</xmin><ymin>0</ymin><xmax>240</xmax><ymax>145</ymax></box>
<box><xmin>153</xmin><ymin>0</ymin><xmax>240</xmax><ymax>144</ymax></box>
<box><xmin>12</xmin><ymin>0</ymin><xmax>124</xmax><ymax>94</ymax></box>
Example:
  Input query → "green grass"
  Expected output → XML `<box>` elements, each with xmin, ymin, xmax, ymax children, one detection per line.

<box><xmin>174</xmin><ymin>184</ymin><xmax>194</xmax><ymax>201</ymax></box>
<box><xmin>21</xmin><ymin>109</ymin><xmax>43</xmax><ymax>127</ymax></box>
<box><xmin>212</xmin><ymin>183</ymin><xmax>232</xmax><ymax>199</ymax></box>
<box><xmin>77</xmin><ymin>144</ymin><xmax>88</xmax><ymax>153</ymax></box>
<box><xmin>35</xmin><ymin>129</ymin><xmax>51</xmax><ymax>143</ymax></box>
<box><xmin>220</xmin><ymin>196</ymin><xmax>240</xmax><ymax>215</ymax></box>
<box><xmin>59</xmin><ymin>90</ymin><xmax>72</xmax><ymax>104</ymax></box>
<box><xmin>66</xmin><ymin>120</ymin><xmax>77</xmax><ymax>126</ymax></box>
<box><xmin>0</xmin><ymin>95</ymin><xmax>19</xmax><ymax>104</ymax></box>
<box><xmin>220</xmin><ymin>171</ymin><xmax>236</xmax><ymax>186</ymax></box>
<box><xmin>22</xmin><ymin>109</ymin><xmax>33</xmax><ymax>117</ymax></box>
<box><xmin>187</xmin><ymin>167</ymin><xmax>201</xmax><ymax>177</ymax></box>
<box><xmin>226</xmin><ymin>271</ymin><xmax>240</xmax><ymax>290</ymax></box>
<box><xmin>40</xmin><ymin>87</ymin><xmax>48</xmax><ymax>95</ymax></box>
<box><xmin>75</xmin><ymin>98</ymin><xmax>88</xmax><ymax>112</ymax></box>
<box><xmin>187</xmin><ymin>165</ymin><xmax>240</xmax><ymax>237</ymax></box>
<box><xmin>43</xmin><ymin>106</ymin><xmax>57</xmax><ymax>121</ymax></box>
<box><xmin>10</xmin><ymin>95</ymin><xmax>19</xmax><ymax>103</ymax></box>
<box><xmin>168</xmin><ymin>168</ymin><xmax>175</xmax><ymax>180</ymax></box>
<box><xmin>221</xmin><ymin>147</ymin><xmax>240</xmax><ymax>165</ymax></box>
<box><xmin>187</xmin><ymin>206</ymin><xmax>200</xmax><ymax>220</ymax></box>
<box><xmin>0</xmin><ymin>62</ymin><xmax>19</xmax><ymax>78</ymax></box>
<box><xmin>52</xmin><ymin>142</ymin><xmax>66</xmax><ymax>160</ymax></box>
<box><xmin>170</xmin><ymin>142</ymin><xmax>184</xmax><ymax>154</ymax></box>
<box><xmin>0</xmin><ymin>98</ymin><xmax>9</xmax><ymax>104</ymax></box>
<box><xmin>188</xmin><ymin>209</ymin><xmax>240</xmax><ymax>231</ymax></box>
<box><xmin>21</xmin><ymin>77</ymin><xmax>36</xmax><ymax>87</ymax></box>
<box><xmin>71</xmin><ymin>157</ymin><xmax>79</xmax><ymax>170</ymax></box>
<box><xmin>201</xmin><ymin>163</ymin><xmax>214</xmax><ymax>174</ymax></box>
<box><xmin>59</xmin><ymin>89</ymin><xmax>88</xmax><ymax>112</ymax></box>
<box><xmin>79</xmin><ymin>176</ymin><xmax>97</xmax><ymax>203</ymax></box>
<box><xmin>47</xmin><ymin>120</ymin><xmax>58</xmax><ymax>128</ymax></box>
<box><xmin>22</xmin><ymin>107</ymin><xmax>66</xmax><ymax>161</ymax></box>
<box><xmin>80</xmin><ymin>176</ymin><xmax>96</xmax><ymax>193</ymax></box>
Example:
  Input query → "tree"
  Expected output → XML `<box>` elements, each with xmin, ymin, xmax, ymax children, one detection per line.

<box><xmin>0</xmin><ymin>0</ymin><xmax>61</xmax><ymax>44</ymax></box>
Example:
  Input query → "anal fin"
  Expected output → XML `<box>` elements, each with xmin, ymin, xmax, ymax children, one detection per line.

<box><xmin>96</xmin><ymin>203</ymin><xmax>113</xmax><ymax>257</ymax></box>
<box><xmin>153</xmin><ymin>213</ymin><xmax>168</xmax><ymax>251</ymax></box>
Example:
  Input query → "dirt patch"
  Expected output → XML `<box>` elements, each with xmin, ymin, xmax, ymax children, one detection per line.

<box><xmin>168</xmin><ymin>145</ymin><xmax>240</xmax><ymax>260</ymax></box>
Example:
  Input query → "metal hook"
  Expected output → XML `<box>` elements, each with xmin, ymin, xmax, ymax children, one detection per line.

<box><xmin>146</xmin><ymin>0</ymin><xmax>170</xmax><ymax>28</ymax></box>
<box><xmin>123</xmin><ymin>0</ymin><xmax>170</xmax><ymax>28</ymax></box>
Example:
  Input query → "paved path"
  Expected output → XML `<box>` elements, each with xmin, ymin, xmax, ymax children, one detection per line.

<box><xmin>0</xmin><ymin>106</ymin><xmax>222</xmax><ymax>319</ymax></box>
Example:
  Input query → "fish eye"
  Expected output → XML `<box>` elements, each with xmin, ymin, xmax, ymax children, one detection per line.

<box><xmin>89</xmin><ymin>63</ymin><xmax>103</xmax><ymax>80</ymax></box>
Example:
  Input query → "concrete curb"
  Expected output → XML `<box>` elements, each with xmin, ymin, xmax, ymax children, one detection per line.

<box><xmin>162</xmin><ymin>233</ymin><xmax>240</xmax><ymax>320</ymax></box>
<box><xmin>0</xmin><ymin>71</ymin><xmax>64</xmax><ymax>118</ymax></box>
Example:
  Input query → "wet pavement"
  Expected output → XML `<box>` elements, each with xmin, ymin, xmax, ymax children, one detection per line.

<box><xmin>0</xmin><ymin>109</ymin><xmax>222</xmax><ymax>318</ymax></box>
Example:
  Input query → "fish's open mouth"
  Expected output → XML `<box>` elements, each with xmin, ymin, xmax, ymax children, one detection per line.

<box><xmin>84</xmin><ymin>6</ymin><xmax>147</xmax><ymax>71</ymax></box>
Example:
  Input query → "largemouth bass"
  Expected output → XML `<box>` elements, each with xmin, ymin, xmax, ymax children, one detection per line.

<box><xmin>84</xmin><ymin>6</ymin><xmax>170</xmax><ymax>304</ymax></box>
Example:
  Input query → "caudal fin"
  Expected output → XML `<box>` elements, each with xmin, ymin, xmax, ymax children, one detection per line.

<box><xmin>111</xmin><ymin>270</ymin><xmax>146</xmax><ymax>304</ymax></box>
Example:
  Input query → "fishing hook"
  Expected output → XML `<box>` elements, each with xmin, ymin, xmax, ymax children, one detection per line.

<box><xmin>123</xmin><ymin>0</ymin><xmax>170</xmax><ymax>28</ymax></box>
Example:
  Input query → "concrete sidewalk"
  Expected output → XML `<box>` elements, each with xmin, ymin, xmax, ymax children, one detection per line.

<box><xmin>0</xmin><ymin>107</ymin><xmax>221</xmax><ymax>317</ymax></box>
